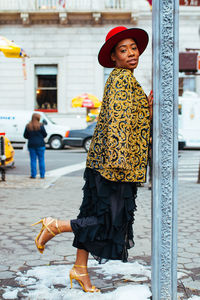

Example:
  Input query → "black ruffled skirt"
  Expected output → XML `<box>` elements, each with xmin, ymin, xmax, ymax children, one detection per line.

<box><xmin>71</xmin><ymin>168</ymin><xmax>137</xmax><ymax>264</ymax></box>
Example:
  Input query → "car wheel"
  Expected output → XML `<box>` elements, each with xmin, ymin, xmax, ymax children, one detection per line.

<box><xmin>83</xmin><ymin>138</ymin><xmax>92</xmax><ymax>152</ymax></box>
<box><xmin>49</xmin><ymin>136</ymin><xmax>63</xmax><ymax>150</ymax></box>
<box><xmin>178</xmin><ymin>141</ymin><xmax>186</xmax><ymax>150</ymax></box>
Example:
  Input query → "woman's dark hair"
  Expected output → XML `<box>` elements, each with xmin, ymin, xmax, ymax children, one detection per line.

<box><xmin>111</xmin><ymin>45</ymin><xmax>116</xmax><ymax>55</ymax></box>
<box><xmin>27</xmin><ymin>113</ymin><xmax>41</xmax><ymax>131</ymax></box>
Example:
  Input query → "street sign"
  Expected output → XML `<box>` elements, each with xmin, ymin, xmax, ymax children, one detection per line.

<box><xmin>180</xmin><ymin>0</ymin><xmax>200</xmax><ymax>6</ymax></box>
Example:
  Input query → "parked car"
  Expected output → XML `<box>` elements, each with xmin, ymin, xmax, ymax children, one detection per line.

<box><xmin>63</xmin><ymin>122</ymin><xmax>97</xmax><ymax>152</ymax></box>
<box><xmin>63</xmin><ymin>121</ymin><xmax>186</xmax><ymax>152</ymax></box>
<box><xmin>178</xmin><ymin>132</ymin><xmax>186</xmax><ymax>150</ymax></box>
<box><xmin>0</xmin><ymin>134</ymin><xmax>15</xmax><ymax>168</ymax></box>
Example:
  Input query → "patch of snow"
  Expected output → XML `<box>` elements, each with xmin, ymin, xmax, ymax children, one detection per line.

<box><xmin>92</xmin><ymin>260</ymin><xmax>151</xmax><ymax>279</ymax></box>
<box><xmin>106</xmin><ymin>285</ymin><xmax>152</xmax><ymax>300</ymax></box>
<box><xmin>17</xmin><ymin>265</ymin><xmax>69</xmax><ymax>288</ymax></box>
<box><xmin>2</xmin><ymin>261</ymin><xmax>152</xmax><ymax>300</ymax></box>
<box><xmin>2</xmin><ymin>287</ymin><xmax>21</xmax><ymax>299</ymax></box>
<box><xmin>188</xmin><ymin>297</ymin><xmax>200</xmax><ymax>300</ymax></box>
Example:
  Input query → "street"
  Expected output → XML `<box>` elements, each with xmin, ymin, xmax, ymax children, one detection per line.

<box><xmin>6</xmin><ymin>148</ymin><xmax>87</xmax><ymax>176</ymax></box>
<box><xmin>0</xmin><ymin>149</ymin><xmax>199</xmax><ymax>299</ymax></box>
<box><xmin>6</xmin><ymin>148</ymin><xmax>200</xmax><ymax>181</ymax></box>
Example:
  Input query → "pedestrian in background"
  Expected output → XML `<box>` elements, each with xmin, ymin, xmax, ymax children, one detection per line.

<box><xmin>32</xmin><ymin>26</ymin><xmax>153</xmax><ymax>293</ymax></box>
<box><xmin>24</xmin><ymin>113</ymin><xmax>47</xmax><ymax>179</ymax></box>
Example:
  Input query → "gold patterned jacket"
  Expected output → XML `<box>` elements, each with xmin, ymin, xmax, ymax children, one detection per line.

<box><xmin>86</xmin><ymin>68</ymin><xmax>150</xmax><ymax>182</ymax></box>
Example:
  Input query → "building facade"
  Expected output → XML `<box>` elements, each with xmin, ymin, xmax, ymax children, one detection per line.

<box><xmin>0</xmin><ymin>0</ymin><xmax>200</xmax><ymax>121</ymax></box>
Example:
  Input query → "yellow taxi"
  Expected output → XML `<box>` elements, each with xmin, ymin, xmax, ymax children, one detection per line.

<box><xmin>0</xmin><ymin>133</ymin><xmax>15</xmax><ymax>167</ymax></box>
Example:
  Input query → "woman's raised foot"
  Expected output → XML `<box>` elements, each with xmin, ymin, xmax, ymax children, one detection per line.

<box><xmin>31</xmin><ymin>217</ymin><xmax>61</xmax><ymax>254</ymax></box>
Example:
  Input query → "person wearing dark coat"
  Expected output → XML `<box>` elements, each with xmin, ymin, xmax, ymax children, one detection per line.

<box><xmin>31</xmin><ymin>26</ymin><xmax>153</xmax><ymax>293</ymax></box>
<box><xmin>24</xmin><ymin>113</ymin><xmax>47</xmax><ymax>178</ymax></box>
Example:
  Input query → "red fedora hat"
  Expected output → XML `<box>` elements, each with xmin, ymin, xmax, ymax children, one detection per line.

<box><xmin>98</xmin><ymin>26</ymin><xmax>149</xmax><ymax>68</ymax></box>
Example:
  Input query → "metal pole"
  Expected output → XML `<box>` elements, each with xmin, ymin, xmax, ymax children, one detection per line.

<box><xmin>152</xmin><ymin>0</ymin><xmax>179</xmax><ymax>299</ymax></box>
<box><xmin>197</xmin><ymin>162</ymin><xmax>200</xmax><ymax>184</ymax></box>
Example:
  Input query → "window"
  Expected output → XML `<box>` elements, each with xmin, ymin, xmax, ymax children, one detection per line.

<box><xmin>105</xmin><ymin>0</ymin><xmax>124</xmax><ymax>9</ymax></box>
<box><xmin>179</xmin><ymin>76</ymin><xmax>195</xmax><ymax>96</ymax></box>
<box><xmin>37</xmin><ymin>0</ymin><xmax>60</xmax><ymax>10</ymax></box>
<box><xmin>35</xmin><ymin>65</ymin><xmax>57</xmax><ymax>112</ymax></box>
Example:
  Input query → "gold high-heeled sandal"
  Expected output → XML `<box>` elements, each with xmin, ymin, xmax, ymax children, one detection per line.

<box><xmin>69</xmin><ymin>264</ymin><xmax>100</xmax><ymax>293</ymax></box>
<box><xmin>31</xmin><ymin>218</ymin><xmax>61</xmax><ymax>254</ymax></box>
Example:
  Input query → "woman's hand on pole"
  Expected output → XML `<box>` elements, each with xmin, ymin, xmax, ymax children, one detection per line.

<box><xmin>148</xmin><ymin>90</ymin><xmax>153</xmax><ymax>120</ymax></box>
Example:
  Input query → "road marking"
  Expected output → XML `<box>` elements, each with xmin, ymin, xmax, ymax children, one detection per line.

<box><xmin>178</xmin><ymin>172</ymin><xmax>198</xmax><ymax>175</ymax></box>
<box><xmin>178</xmin><ymin>168</ymin><xmax>198</xmax><ymax>170</ymax></box>
<box><xmin>178</xmin><ymin>151</ymin><xmax>199</xmax><ymax>182</ymax></box>
<box><xmin>46</xmin><ymin>162</ymin><xmax>86</xmax><ymax>178</ymax></box>
<box><xmin>179</xmin><ymin>177</ymin><xmax>199</xmax><ymax>182</ymax></box>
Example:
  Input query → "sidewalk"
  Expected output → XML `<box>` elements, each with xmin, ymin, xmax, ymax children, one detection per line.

<box><xmin>0</xmin><ymin>174</ymin><xmax>199</xmax><ymax>299</ymax></box>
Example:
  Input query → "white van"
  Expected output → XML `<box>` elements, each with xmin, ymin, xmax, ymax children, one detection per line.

<box><xmin>0</xmin><ymin>110</ymin><xmax>70</xmax><ymax>149</ymax></box>
<box><xmin>179</xmin><ymin>92</ymin><xmax>200</xmax><ymax>148</ymax></box>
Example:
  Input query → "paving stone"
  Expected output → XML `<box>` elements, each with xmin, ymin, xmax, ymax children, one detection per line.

<box><xmin>177</xmin><ymin>263</ymin><xmax>185</xmax><ymax>270</ymax></box>
<box><xmin>181</xmin><ymin>277</ymin><xmax>200</xmax><ymax>290</ymax></box>
<box><xmin>64</xmin><ymin>255</ymin><xmax>75</xmax><ymax>263</ymax></box>
<box><xmin>7</xmin><ymin>232</ymin><xmax>21</xmax><ymax>236</ymax></box>
<box><xmin>10</xmin><ymin>265</ymin><xmax>26</xmax><ymax>272</ymax></box>
<box><xmin>22</xmin><ymin>241</ymin><xmax>35</xmax><ymax>247</ymax></box>
<box><xmin>54</xmin><ymin>248</ymin><xmax>76</xmax><ymax>256</ymax></box>
<box><xmin>12</xmin><ymin>236</ymin><xmax>30</xmax><ymax>241</ymax></box>
<box><xmin>178</xmin><ymin>248</ymin><xmax>187</xmax><ymax>254</ymax></box>
<box><xmin>0</xmin><ymin>271</ymin><xmax>15</xmax><ymax>279</ymax></box>
<box><xmin>179</xmin><ymin>252</ymin><xmax>200</xmax><ymax>259</ymax></box>
<box><xmin>14</xmin><ymin>250</ymin><xmax>31</xmax><ymax>256</ymax></box>
<box><xmin>178</xmin><ymin>269</ymin><xmax>192</xmax><ymax>275</ymax></box>
<box><xmin>192</xmin><ymin>258</ymin><xmax>200</xmax><ymax>265</ymax></box>
<box><xmin>26</xmin><ymin>260</ymin><xmax>50</xmax><ymax>267</ymax></box>
<box><xmin>21</xmin><ymin>230</ymin><xmax>34</xmax><ymax>234</ymax></box>
<box><xmin>19</xmin><ymin>254</ymin><xmax>43</xmax><ymax>260</ymax></box>
<box><xmin>0</xmin><ymin>265</ymin><xmax>9</xmax><ymax>272</ymax></box>
<box><xmin>0</xmin><ymin>236</ymin><xmax>12</xmax><ymax>241</ymax></box>
<box><xmin>1</xmin><ymin>241</ymin><xmax>15</xmax><ymax>247</ymax></box>
<box><xmin>178</xmin><ymin>257</ymin><xmax>193</xmax><ymax>264</ymax></box>
<box><xmin>2</xmin><ymin>260</ymin><xmax>26</xmax><ymax>267</ymax></box>
<box><xmin>184</xmin><ymin>262</ymin><xmax>200</xmax><ymax>269</ymax></box>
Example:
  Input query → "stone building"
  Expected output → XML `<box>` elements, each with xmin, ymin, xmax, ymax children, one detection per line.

<box><xmin>0</xmin><ymin>0</ymin><xmax>199</xmax><ymax>123</ymax></box>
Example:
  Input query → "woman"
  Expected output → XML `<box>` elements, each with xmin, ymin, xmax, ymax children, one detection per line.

<box><xmin>24</xmin><ymin>113</ymin><xmax>47</xmax><ymax>179</ymax></box>
<box><xmin>32</xmin><ymin>26</ymin><xmax>153</xmax><ymax>293</ymax></box>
